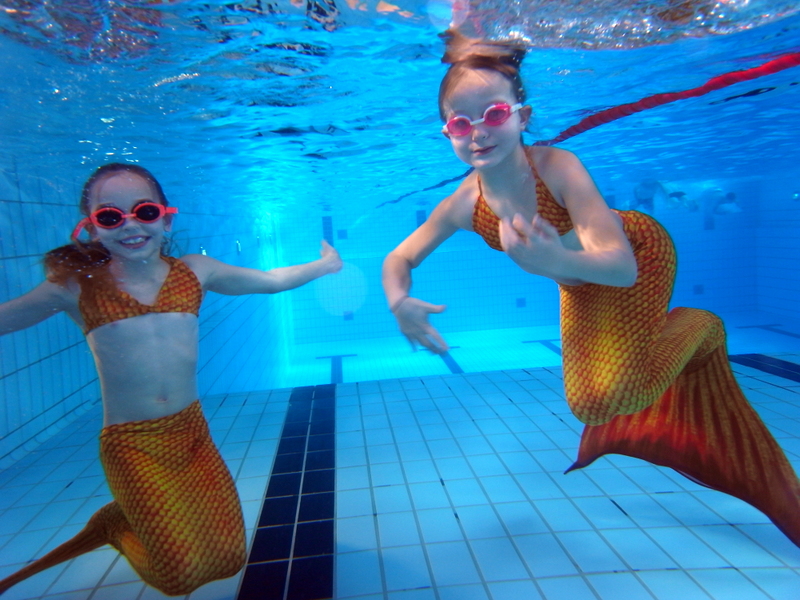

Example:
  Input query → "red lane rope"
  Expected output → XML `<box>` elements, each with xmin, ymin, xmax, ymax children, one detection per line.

<box><xmin>537</xmin><ymin>50</ymin><xmax>800</xmax><ymax>146</ymax></box>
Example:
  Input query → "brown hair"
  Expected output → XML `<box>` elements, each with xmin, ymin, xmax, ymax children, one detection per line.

<box><xmin>438</xmin><ymin>29</ymin><xmax>528</xmax><ymax>120</ymax></box>
<box><xmin>44</xmin><ymin>163</ymin><xmax>170</xmax><ymax>286</ymax></box>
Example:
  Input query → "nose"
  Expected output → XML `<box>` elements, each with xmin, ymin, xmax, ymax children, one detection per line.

<box><xmin>471</xmin><ymin>123</ymin><xmax>488</xmax><ymax>140</ymax></box>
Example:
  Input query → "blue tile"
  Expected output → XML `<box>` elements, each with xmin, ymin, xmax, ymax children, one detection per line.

<box><xmin>646</xmin><ymin>527</ymin><xmax>729</xmax><ymax>569</ymax></box>
<box><xmin>637</xmin><ymin>570</ymin><xmax>715</xmax><ymax>600</ymax></box>
<box><xmin>487</xmin><ymin>580</ymin><xmax>543</xmax><ymax>600</ymax></box>
<box><xmin>426</xmin><ymin>541</ymin><xmax>482</xmax><ymax>587</ymax></box>
<box><xmin>587</xmin><ymin>572</ymin><xmax>654</xmax><ymax>600</ymax></box>
<box><xmin>494</xmin><ymin>501</ymin><xmax>549</xmax><ymax>536</ymax></box>
<box><xmin>514</xmin><ymin>533</ymin><xmax>579</xmax><ymax>578</ymax></box>
<box><xmin>417</xmin><ymin>508</ymin><xmax>464</xmax><ymax>544</ymax></box>
<box><xmin>600</xmin><ymin>529</ymin><xmax>678</xmax><ymax>570</ymax></box>
<box><xmin>437</xmin><ymin>584</ymin><xmax>490</xmax><ymax>600</ymax></box>
<box><xmin>409</xmin><ymin>481</ymin><xmax>450</xmax><ymax>510</ymax></box>
<box><xmin>470</xmin><ymin>537</ymin><xmax>530</xmax><ymax>582</ymax></box>
<box><xmin>691</xmin><ymin>525</ymin><xmax>784</xmax><ymax>568</ymax></box>
<box><xmin>403</xmin><ymin>460</ymin><xmax>440</xmax><ymax>484</ymax></box>
<box><xmin>377</xmin><ymin>511</ymin><xmax>421</xmax><ymax>547</ymax></box>
<box><xmin>455</xmin><ymin>505</ymin><xmax>507</xmax><ymax>540</ymax></box>
<box><xmin>534</xmin><ymin>499</ymin><xmax>592</xmax><ymax>532</ymax></box>
<box><xmin>336</xmin><ymin>488</ymin><xmax>373</xmax><ymax>519</ymax></box>
<box><xmin>740</xmin><ymin>567</ymin><xmax>800</xmax><ymax>600</ymax></box>
<box><xmin>516</xmin><ymin>472</ymin><xmax>566</xmax><ymax>500</ymax></box>
<box><xmin>556</xmin><ymin>530</ymin><xmax>627</xmax><ymax>573</ymax></box>
<box><xmin>374</xmin><ymin>485</ymin><xmax>413</xmax><ymax>514</ymax></box>
<box><xmin>690</xmin><ymin>567</ymin><xmax>772</xmax><ymax>600</ymax></box>
<box><xmin>382</xmin><ymin>545</ymin><xmax>432</xmax><ymax>591</ymax></box>
<box><xmin>371</xmin><ymin>462</ymin><xmax>405</xmax><ymax>487</ymax></box>
<box><xmin>337</xmin><ymin>515</ymin><xmax>378</xmax><ymax>552</ymax></box>
<box><xmin>444</xmin><ymin>479</ymin><xmax>487</xmax><ymax>507</ymax></box>
<box><xmin>336</xmin><ymin>550</ymin><xmax>384</xmax><ymax>597</ymax></box>
<box><xmin>537</xmin><ymin>575</ymin><xmax>597</xmax><ymax>600</ymax></box>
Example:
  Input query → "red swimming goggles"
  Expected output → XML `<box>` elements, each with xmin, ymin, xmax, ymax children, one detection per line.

<box><xmin>442</xmin><ymin>103</ymin><xmax>523</xmax><ymax>136</ymax></box>
<box><xmin>72</xmin><ymin>202</ymin><xmax>178</xmax><ymax>241</ymax></box>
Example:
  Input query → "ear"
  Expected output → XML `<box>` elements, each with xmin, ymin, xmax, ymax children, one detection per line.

<box><xmin>518</xmin><ymin>105</ymin><xmax>533</xmax><ymax>128</ymax></box>
<box><xmin>86</xmin><ymin>223</ymin><xmax>99</xmax><ymax>242</ymax></box>
<box><xmin>163</xmin><ymin>214</ymin><xmax>174</xmax><ymax>232</ymax></box>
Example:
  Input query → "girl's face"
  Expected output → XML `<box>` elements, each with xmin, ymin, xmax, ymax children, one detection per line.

<box><xmin>441</xmin><ymin>69</ymin><xmax>530</xmax><ymax>170</ymax></box>
<box><xmin>87</xmin><ymin>172</ymin><xmax>171</xmax><ymax>261</ymax></box>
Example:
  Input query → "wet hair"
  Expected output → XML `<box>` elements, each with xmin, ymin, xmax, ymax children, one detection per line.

<box><xmin>438</xmin><ymin>29</ymin><xmax>528</xmax><ymax>120</ymax></box>
<box><xmin>44</xmin><ymin>163</ymin><xmax>170</xmax><ymax>287</ymax></box>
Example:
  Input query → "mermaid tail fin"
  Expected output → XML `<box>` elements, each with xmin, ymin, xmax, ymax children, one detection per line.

<box><xmin>0</xmin><ymin>503</ymin><xmax>112</xmax><ymax>594</ymax></box>
<box><xmin>568</xmin><ymin>345</ymin><xmax>800</xmax><ymax>548</ymax></box>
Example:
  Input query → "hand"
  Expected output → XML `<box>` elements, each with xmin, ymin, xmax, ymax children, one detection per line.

<box><xmin>319</xmin><ymin>240</ymin><xmax>343</xmax><ymax>274</ymax></box>
<box><xmin>392</xmin><ymin>297</ymin><xmax>449</xmax><ymax>354</ymax></box>
<box><xmin>499</xmin><ymin>213</ymin><xmax>565</xmax><ymax>278</ymax></box>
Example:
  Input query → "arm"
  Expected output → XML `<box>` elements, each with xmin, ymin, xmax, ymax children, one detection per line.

<box><xmin>382</xmin><ymin>195</ymin><xmax>463</xmax><ymax>353</ymax></box>
<box><xmin>0</xmin><ymin>281</ymin><xmax>74</xmax><ymax>335</ymax></box>
<box><xmin>185</xmin><ymin>240</ymin><xmax>342</xmax><ymax>296</ymax></box>
<box><xmin>501</xmin><ymin>149</ymin><xmax>637</xmax><ymax>287</ymax></box>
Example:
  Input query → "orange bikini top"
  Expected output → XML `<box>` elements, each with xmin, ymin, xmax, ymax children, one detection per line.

<box><xmin>79</xmin><ymin>256</ymin><xmax>202</xmax><ymax>333</ymax></box>
<box><xmin>472</xmin><ymin>147</ymin><xmax>573</xmax><ymax>250</ymax></box>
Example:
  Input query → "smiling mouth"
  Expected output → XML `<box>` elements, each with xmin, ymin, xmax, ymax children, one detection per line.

<box><xmin>119</xmin><ymin>236</ymin><xmax>148</xmax><ymax>247</ymax></box>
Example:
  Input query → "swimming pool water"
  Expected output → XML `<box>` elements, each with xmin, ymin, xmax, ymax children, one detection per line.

<box><xmin>1</xmin><ymin>2</ymin><xmax>800</xmax><ymax>599</ymax></box>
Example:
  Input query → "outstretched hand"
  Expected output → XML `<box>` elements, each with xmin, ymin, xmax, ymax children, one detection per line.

<box><xmin>499</xmin><ymin>213</ymin><xmax>564</xmax><ymax>277</ymax></box>
<box><xmin>320</xmin><ymin>240</ymin><xmax>343</xmax><ymax>274</ymax></box>
<box><xmin>392</xmin><ymin>297</ymin><xmax>449</xmax><ymax>354</ymax></box>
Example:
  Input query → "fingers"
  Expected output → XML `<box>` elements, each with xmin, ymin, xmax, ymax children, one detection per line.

<box><xmin>425</xmin><ymin>329</ymin><xmax>449</xmax><ymax>353</ymax></box>
<box><xmin>423</xmin><ymin>302</ymin><xmax>447</xmax><ymax>314</ymax></box>
<box><xmin>531</xmin><ymin>215</ymin><xmax>558</xmax><ymax>239</ymax></box>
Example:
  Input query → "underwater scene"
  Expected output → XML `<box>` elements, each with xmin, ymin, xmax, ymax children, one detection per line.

<box><xmin>1</xmin><ymin>1</ymin><xmax>800</xmax><ymax>599</ymax></box>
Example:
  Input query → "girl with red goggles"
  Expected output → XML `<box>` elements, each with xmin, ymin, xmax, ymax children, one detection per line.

<box><xmin>0</xmin><ymin>163</ymin><xmax>343</xmax><ymax>596</ymax></box>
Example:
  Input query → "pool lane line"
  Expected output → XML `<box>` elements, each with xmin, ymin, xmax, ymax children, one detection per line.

<box><xmin>522</xmin><ymin>339</ymin><xmax>563</xmax><ymax>356</ymax></box>
<box><xmin>537</xmin><ymin>50</ymin><xmax>800</xmax><ymax>146</ymax></box>
<box><xmin>729</xmin><ymin>354</ymin><xmax>800</xmax><ymax>384</ymax></box>
<box><xmin>737</xmin><ymin>324</ymin><xmax>800</xmax><ymax>340</ymax></box>
<box><xmin>237</xmin><ymin>384</ymin><xmax>335</xmax><ymax>600</ymax></box>
<box><xmin>316</xmin><ymin>354</ymin><xmax>357</xmax><ymax>384</ymax></box>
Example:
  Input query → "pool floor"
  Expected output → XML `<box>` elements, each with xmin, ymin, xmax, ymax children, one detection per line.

<box><xmin>0</xmin><ymin>315</ymin><xmax>799</xmax><ymax>600</ymax></box>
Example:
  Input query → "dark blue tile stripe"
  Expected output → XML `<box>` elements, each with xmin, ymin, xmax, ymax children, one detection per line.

<box><xmin>238</xmin><ymin>384</ymin><xmax>335</xmax><ymax>600</ymax></box>
<box><xmin>316</xmin><ymin>355</ymin><xmax>357</xmax><ymax>384</ymax></box>
<box><xmin>523</xmin><ymin>339</ymin><xmax>563</xmax><ymax>357</ymax></box>
<box><xmin>439</xmin><ymin>351</ymin><xmax>464</xmax><ymax>374</ymax></box>
<box><xmin>737</xmin><ymin>324</ymin><xmax>800</xmax><ymax>339</ymax></box>
<box><xmin>729</xmin><ymin>354</ymin><xmax>800</xmax><ymax>384</ymax></box>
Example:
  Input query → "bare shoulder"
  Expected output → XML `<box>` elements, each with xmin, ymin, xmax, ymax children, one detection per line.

<box><xmin>529</xmin><ymin>146</ymin><xmax>582</xmax><ymax>179</ymax></box>
<box><xmin>179</xmin><ymin>254</ymin><xmax>220</xmax><ymax>286</ymax></box>
<box><xmin>431</xmin><ymin>171</ymin><xmax>480</xmax><ymax>231</ymax></box>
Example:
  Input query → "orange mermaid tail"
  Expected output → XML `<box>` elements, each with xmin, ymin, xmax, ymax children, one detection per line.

<box><xmin>560</xmin><ymin>210</ymin><xmax>800</xmax><ymax>547</ymax></box>
<box><xmin>0</xmin><ymin>401</ymin><xmax>246</xmax><ymax>596</ymax></box>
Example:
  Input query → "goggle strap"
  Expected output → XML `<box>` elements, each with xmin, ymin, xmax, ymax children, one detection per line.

<box><xmin>71</xmin><ymin>218</ymin><xmax>90</xmax><ymax>242</ymax></box>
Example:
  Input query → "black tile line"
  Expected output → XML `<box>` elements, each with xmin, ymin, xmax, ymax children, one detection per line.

<box><xmin>729</xmin><ymin>354</ymin><xmax>800</xmax><ymax>384</ymax></box>
<box><xmin>0</xmin><ymin>340</ymin><xmax>86</xmax><ymax>381</ymax></box>
<box><xmin>737</xmin><ymin>324</ymin><xmax>800</xmax><ymax>340</ymax></box>
<box><xmin>439</xmin><ymin>350</ymin><xmax>464</xmax><ymax>374</ymax></box>
<box><xmin>522</xmin><ymin>339</ymin><xmax>563</xmax><ymax>356</ymax></box>
<box><xmin>238</xmin><ymin>384</ymin><xmax>335</xmax><ymax>600</ymax></box>
<box><xmin>316</xmin><ymin>354</ymin><xmax>357</xmax><ymax>384</ymax></box>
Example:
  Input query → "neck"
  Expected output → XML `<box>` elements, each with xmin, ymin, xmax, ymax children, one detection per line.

<box><xmin>476</xmin><ymin>144</ymin><xmax>533</xmax><ymax>204</ymax></box>
<box><xmin>108</xmin><ymin>252</ymin><xmax>166</xmax><ymax>282</ymax></box>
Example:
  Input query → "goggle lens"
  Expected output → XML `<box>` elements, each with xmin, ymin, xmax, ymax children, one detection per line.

<box><xmin>444</xmin><ymin>103</ymin><xmax>520</xmax><ymax>136</ymax></box>
<box><xmin>91</xmin><ymin>203</ymin><xmax>169</xmax><ymax>229</ymax></box>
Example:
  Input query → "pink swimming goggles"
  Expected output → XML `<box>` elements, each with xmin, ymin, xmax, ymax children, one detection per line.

<box><xmin>72</xmin><ymin>202</ymin><xmax>178</xmax><ymax>241</ymax></box>
<box><xmin>443</xmin><ymin>103</ymin><xmax>523</xmax><ymax>136</ymax></box>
